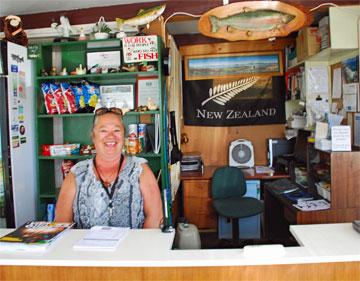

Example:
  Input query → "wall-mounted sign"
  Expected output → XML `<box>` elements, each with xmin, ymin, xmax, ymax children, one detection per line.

<box><xmin>28</xmin><ymin>44</ymin><xmax>41</xmax><ymax>59</ymax></box>
<box><xmin>122</xmin><ymin>35</ymin><xmax>158</xmax><ymax>63</ymax></box>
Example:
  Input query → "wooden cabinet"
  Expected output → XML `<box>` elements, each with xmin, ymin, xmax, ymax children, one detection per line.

<box><xmin>308</xmin><ymin>147</ymin><xmax>360</xmax><ymax>210</ymax></box>
<box><xmin>182</xmin><ymin>180</ymin><xmax>217</xmax><ymax>229</ymax></box>
<box><xmin>266</xmin><ymin>149</ymin><xmax>360</xmax><ymax>239</ymax></box>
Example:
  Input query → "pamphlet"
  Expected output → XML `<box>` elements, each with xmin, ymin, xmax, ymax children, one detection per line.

<box><xmin>255</xmin><ymin>166</ymin><xmax>274</xmax><ymax>174</ymax></box>
<box><xmin>283</xmin><ymin>189</ymin><xmax>313</xmax><ymax>203</ymax></box>
<box><xmin>73</xmin><ymin>226</ymin><xmax>130</xmax><ymax>251</ymax></box>
<box><xmin>293</xmin><ymin>199</ymin><xmax>330</xmax><ymax>211</ymax></box>
<box><xmin>0</xmin><ymin>221</ymin><xmax>74</xmax><ymax>252</ymax></box>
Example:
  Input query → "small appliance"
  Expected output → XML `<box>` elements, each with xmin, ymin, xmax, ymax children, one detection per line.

<box><xmin>229</xmin><ymin>139</ymin><xmax>254</xmax><ymax>168</ymax></box>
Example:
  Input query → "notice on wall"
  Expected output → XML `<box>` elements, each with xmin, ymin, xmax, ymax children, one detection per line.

<box><xmin>343</xmin><ymin>83</ymin><xmax>358</xmax><ymax>112</ymax></box>
<box><xmin>354</xmin><ymin>113</ymin><xmax>360</xmax><ymax>147</ymax></box>
<box><xmin>308</xmin><ymin>66</ymin><xmax>329</xmax><ymax>98</ymax></box>
<box><xmin>331</xmin><ymin>126</ymin><xmax>351</xmax><ymax>151</ymax></box>
<box><xmin>332</xmin><ymin>67</ymin><xmax>342</xmax><ymax>98</ymax></box>
<box><xmin>122</xmin><ymin>36</ymin><xmax>158</xmax><ymax>63</ymax></box>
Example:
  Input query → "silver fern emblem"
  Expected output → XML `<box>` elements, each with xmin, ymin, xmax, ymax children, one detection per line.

<box><xmin>201</xmin><ymin>76</ymin><xmax>259</xmax><ymax>106</ymax></box>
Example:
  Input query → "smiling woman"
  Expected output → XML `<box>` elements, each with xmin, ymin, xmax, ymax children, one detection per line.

<box><xmin>55</xmin><ymin>107</ymin><xmax>163</xmax><ymax>229</ymax></box>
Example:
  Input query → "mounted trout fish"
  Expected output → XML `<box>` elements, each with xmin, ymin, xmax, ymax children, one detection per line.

<box><xmin>198</xmin><ymin>1</ymin><xmax>311</xmax><ymax>41</ymax></box>
<box><xmin>116</xmin><ymin>4</ymin><xmax>166</xmax><ymax>30</ymax></box>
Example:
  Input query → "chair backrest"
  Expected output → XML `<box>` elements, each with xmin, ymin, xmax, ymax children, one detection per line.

<box><xmin>211</xmin><ymin>166</ymin><xmax>247</xmax><ymax>199</ymax></box>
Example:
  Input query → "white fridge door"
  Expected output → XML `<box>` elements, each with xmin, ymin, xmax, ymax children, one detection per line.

<box><xmin>7</xmin><ymin>42</ymin><xmax>36</xmax><ymax>226</ymax></box>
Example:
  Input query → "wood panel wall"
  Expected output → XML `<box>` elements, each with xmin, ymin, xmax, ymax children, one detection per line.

<box><xmin>181</xmin><ymin>125</ymin><xmax>285</xmax><ymax>166</ymax></box>
<box><xmin>179</xmin><ymin>39</ymin><xmax>294</xmax><ymax>166</ymax></box>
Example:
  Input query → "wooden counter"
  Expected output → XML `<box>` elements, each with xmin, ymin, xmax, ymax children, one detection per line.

<box><xmin>0</xmin><ymin>224</ymin><xmax>360</xmax><ymax>280</ymax></box>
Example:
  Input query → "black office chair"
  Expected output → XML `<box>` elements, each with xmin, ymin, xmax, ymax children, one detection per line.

<box><xmin>211</xmin><ymin>166</ymin><xmax>264</xmax><ymax>243</ymax></box>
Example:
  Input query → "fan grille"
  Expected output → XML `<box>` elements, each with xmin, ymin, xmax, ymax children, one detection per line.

<box><xmin>231</xmin><ymin>144</ymin><xmax>252</xmax><ymax>164</ymax></box>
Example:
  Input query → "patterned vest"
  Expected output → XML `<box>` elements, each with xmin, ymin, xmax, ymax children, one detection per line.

<box><xmin>71</xmin><ymin>156</ymin><xmax>146</xmax><ymax>229</ymax></box>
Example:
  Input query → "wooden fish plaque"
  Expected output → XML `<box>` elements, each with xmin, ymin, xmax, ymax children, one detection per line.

<box><xmin>198</xmin><ymin>1</ymin><xmax>312</xmax><ymax>41</ymax></box>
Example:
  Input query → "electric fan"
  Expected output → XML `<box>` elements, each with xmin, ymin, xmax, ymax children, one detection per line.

<box><xmin>229</xmin><ymin>139</ymin><xmax>255</xmax><ymax>168</ymax></box>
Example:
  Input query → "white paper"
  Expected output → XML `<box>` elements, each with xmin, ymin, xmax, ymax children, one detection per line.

<box><xmin>331</xmin><ymin>102</ymin><xmax>338</xmax><ymax>113</ymax></box>
<box><xmin>73</xmin><ymin>226</ymin><xmax>130</xmax><ymax>251</ymax></box>
<box><xmin>308</xmin><ymin>66</ymin><xmax>329</xmax><ymax>97</ymax></box>
<box><xmin>122</xmin><ymin>35</ymin><xmax>158</xmax><ymax>63</ymax></box>
<box><xmin>255</xmin><ymin>166</ymin><xmax>274</xmax><ymax>174</ymax></box>
<box><xmin>100</xmin><ymin>85</ymin><xmax>134</xmax><ymax>109</ymax></box>
<box><xmin>331</xmin><ymin>126</ymin><xmax>351</xmax><ymax>151</ymax></box>
<box><xmin>137</xmin><ymin>78</ymin><xmax>159</xmax><ymax>107</ymax></box>
<box><xmin>87</xmin><ymin>51</ymin><xmax>121</xmax><ymax>71</ymax></box>
<box><xmin>293</xmin><ymin>199</ymin><xmax>330</xmax><ymax>211</ymax></box>
<box><xmin>354</xmin><ymin>113</ymin><xmax>360</xmax><ymax>147</ymax></box>
<box><xmin>343</xmin><ymin>83</ymin><xmax>358</xmax><ymax>112</ymax></box>
<box><xmin>332</xmin><ymin>67</ymin><xmax>342</xmax><ymax>98</ymax></box>
<box><xmin>315</xmin><ymin>121</ymin><xmax>329</xmax><ymax>139</ymax></box>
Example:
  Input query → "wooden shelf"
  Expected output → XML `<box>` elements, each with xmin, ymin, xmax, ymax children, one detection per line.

<box><xmin>37</xmin><ymin>111</ymin><xmax>159</xmax><ymax>118</ymax></box>
<box><xmin>38</xmin><ymin>155</ymin><xmax>93</xmax><ymax>160</ymax></box>
<box><xmin>36</xmin><ymin>71</ymin><xmax>158</xmax><ymax>81</ymax></box>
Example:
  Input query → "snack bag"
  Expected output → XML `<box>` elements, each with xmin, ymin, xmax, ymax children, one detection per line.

<box><xmin>41</xmin><ymin>83</ymin><xmax>58</xmax><ymax>114</ymax></box>
<box><xmin>60</xmin><ymin>82</ymin><xmax>77</xmax><ymax>113</ymax></box>
<box><xmin>71</xmin><ymin>83</ymin><xmax>86</xmax><ymax>113</ymax></box>
<box><xmin>50</xmin><ymin>83</ymin><xmax>68</xmax><ymax>114</ymax></box>
<box><xmin>82</xmin><ymin>81</ymin><xmax>100</xmax><ymax>112</ymax></box>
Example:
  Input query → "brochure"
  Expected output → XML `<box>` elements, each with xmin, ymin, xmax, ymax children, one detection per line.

<box><xmin>283</xmin><ymin>189</ymin><xmax>313</xmax><ymax>203</ymax></box>
<box><xmin>293</xmin><ymin>199</ymin><xmax>330</xmax><ymax>211</ymax></box>
<box><xmin>0</xmin><ymin>221</ymin><xmax>74</xmax><ymax>252</ymax></box>
<box><xmin>73</xmin><ymin>226</ymin><xmax>130</xmax><ymax>251</ymax></box>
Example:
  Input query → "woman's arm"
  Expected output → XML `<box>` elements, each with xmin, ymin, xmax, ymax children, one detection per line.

<box><xmin>140</xmin><ymin>164</ymin><xmax>164</xmax><ymax>228</ymax></box>
<box><xmin>54</xmin><ymin>172</ymin><xmax>77</xmax><ymax>223</ymax></box>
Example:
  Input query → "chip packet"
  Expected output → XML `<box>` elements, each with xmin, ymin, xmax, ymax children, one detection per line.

<box><xmin>60</xmin><ymin>82</ymin><xmax>77</xmax><ymax>113</ymax></box>
<box><xmin>41</xmin><ymin>83</ymin><xmax>58</xmax><ymax>114</ymax></box>
<box><xmin>50</xmin><ymin>83</ymin><xmax>68</xmax><ymax>114</ymax></box>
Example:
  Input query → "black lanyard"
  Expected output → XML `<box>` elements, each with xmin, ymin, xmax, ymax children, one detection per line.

<box><xmin>93</xmin><ymin>155</ymin><xmax>124</xmax><ymax>217</ymax></box>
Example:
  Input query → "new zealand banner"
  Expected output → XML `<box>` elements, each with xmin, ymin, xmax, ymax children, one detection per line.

<box><xmin>183</xmin><ymin>76</ymin><xmax>286</xmax><ymax>126</ymax></box>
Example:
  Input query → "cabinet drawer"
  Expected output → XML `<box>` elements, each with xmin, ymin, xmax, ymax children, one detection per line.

<box><xmin>183</xmin><ymin>180</ymin><xmax>211</xmax><ymax>198</ymax></box>
<box><xmin>183</xmin><ymin>197</ymin><xmax>217</xmax><ymax>229</ymax></box>
<box><xmin>184</xmin><ymin>197</ymin><xmax>215</xmax><ymax>214</ymax></box>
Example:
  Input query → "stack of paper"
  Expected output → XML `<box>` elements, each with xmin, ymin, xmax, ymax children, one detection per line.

<box><xmin>255</xmin><ymin>166</ymin><xmax>274</xmax><ymax>174</ymax></box>
<box><xmin>73</xmin><ymin>226</ymin><xmax>130</xmax><ymax>251</ymax></box>
<box><xmin>293</xmin><ymin>199</ymin><xmax>330</xmax><ymax>211</ymax></box>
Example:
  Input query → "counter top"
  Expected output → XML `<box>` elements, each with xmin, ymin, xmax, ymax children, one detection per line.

<box><xmin>181</xmin><ymin>165</ymin><xmax>289</xmax><ymax>180</ymax></box>
<box><xmin>0</xmin><ymin>223</ymin><xmax>359</xmax><ymax>267</ymax></box>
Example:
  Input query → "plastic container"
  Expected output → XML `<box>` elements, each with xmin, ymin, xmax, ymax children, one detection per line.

<box><xmin>175</xmin><ymin>223</ymin><xmax>201</xmax><ymax>249</ymax></box>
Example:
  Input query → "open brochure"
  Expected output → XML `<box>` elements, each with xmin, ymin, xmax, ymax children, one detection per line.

<box><xmin>293</xmin><ymin>199</ymin><xmax>330</xmax><ymax>211</ymax></box>
<box><xmin>0</xmin><ymin>221</ymin><xmax>74</xmax><ymax>252</ymax></box>
<box><xmin>73</xmin><ymin>226</ymin><xmax>130</xmax><ymax>251</ymax></box>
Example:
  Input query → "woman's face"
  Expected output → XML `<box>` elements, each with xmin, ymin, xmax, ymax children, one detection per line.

<box><xmin>92</xmin><ymin>113</ymin><xmax>125</xmax><ymax>159</ymax></box>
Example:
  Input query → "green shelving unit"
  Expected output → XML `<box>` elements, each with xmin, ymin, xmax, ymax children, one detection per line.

<box><xmin>34</xmin><ymin>37</ymin><xmax>169</xmax><ymax>222</ymax></box>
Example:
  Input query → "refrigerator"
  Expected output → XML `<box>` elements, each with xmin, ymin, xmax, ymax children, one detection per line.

<box><xmin>0</xmin><ymin>40</ymin><xmax>36</xmax><ymax>228</ymax></box>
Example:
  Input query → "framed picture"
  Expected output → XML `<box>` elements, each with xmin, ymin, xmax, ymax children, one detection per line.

<box><xmin>184</xmin><ymin>51</ymin><xmax>283</xmax><ymax>80</ymax></box>
<box><xmin>137</xmin><ymin>76</ymin><xmax>159</xmax><ymax>108</ymax></box>
<box><xmin>86</xmin><ymin>51</ymin><xmax>121</xmax><ymax>73</ymax></box>
<box><xmin>100</xmin><ymin>84</ymin><xmax>135</xmax><ymax>109</ymax></box>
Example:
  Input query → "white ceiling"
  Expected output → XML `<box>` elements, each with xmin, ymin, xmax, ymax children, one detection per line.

<box><xmin>0</xmin><ymin>0</ymin><xmax>161</xmax><ymax>17</ymax></box>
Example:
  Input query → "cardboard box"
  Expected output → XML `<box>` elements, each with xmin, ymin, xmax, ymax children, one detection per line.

<box><xmin>296</xmin><ymin>27</ymin><xmax>321</xmax><ymax>62</ymax></box>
